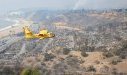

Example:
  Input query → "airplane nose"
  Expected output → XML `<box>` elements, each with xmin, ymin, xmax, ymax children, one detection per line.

<box><xmin>52</xmin><ymin>34</ymin><xmax>55</xmax><ymax>37</ymax></box>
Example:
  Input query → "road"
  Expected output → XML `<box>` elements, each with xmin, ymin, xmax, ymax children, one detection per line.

<box><xmin>13</xmin><ymin>43</ymin><xmax>26</xmax><ymax>58</ymax></box>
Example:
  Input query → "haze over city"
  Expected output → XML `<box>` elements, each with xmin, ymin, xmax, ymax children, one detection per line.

<box><xmin>0</xmin><ymin>0</ymin><xmax>127</xmax><ymax>13</ymax></box>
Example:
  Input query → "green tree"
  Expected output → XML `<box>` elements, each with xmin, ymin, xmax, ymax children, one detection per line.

<box><xmin>20</xmin><ymin>68</ymin><xmax>40</xmax><ymax>75</ymax></box>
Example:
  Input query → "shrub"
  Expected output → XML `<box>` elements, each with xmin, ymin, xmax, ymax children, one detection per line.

<box><xmin>100</xmin><ymin>65</ymin><xmax>109</xmax><ymax>73</ymax></box>
<box><xmin>94</xmin><ymin>60</ymin><xmax>100</xmax><ymax>64</ymax></box>
<box><xmin>53</xmin><ymin>56</ymin><xmax>82</xmax><ymax>74</ymax></box>
<box><xmin>112</xmin><ymin>68</ymin><xmax>118</xmax><ymax>75</ymax></box>
<box><xmin>111</xmin><ymin>59</ymin><xmax>122</xmax><ymax>65</ymax></box>
<box><xmin>81</xmin><ymin>50</ymin><xmax>88</xmax><ymax>57</ymax></box>
<box><xmin>86</xmin><ymin>65</ymin><xmax>96</xmax><ymax>72</ymax></box>
<box><xmin>32</xmin><ymin>69</ymin><xmax>40</xmax><ymax>75</ymax></box>
<box><xmin>119</xmin><ymin>54</ymin><xmax>126</xmax><ymax>59</ymax></box>
<box><xmin>20</xmin><ymin>68</ymin><xmax>40</xmax><ymax>75</ymax></box>
<box><xmin>66</xmin><ymin>56</ymin><xmax>80</xmax><ymax>67</ymax></box>
<box><xmin>80</xmin><ymin>46</ymin><xmax>95</xmax><ymax>52</ymax></box>
<box><xmin>63</xmin><ymin>48</ymin><xmax>71</xmax><ymax>55</ymax></box>
<box><xmin>53</xmin><ymin>62</ymin><xmax>68</xmax><ymax>74</ymax></box>
<box><xmin>44</xmin><ymin>53</ymin><xmax>55</xmax><ymax>61</ymax></box>
<box><xmin>20</xmin><ymin>68</ymin><xmax>31</xmax><ymax>75</ymax></box>
<box><xmin>113</xmin><ymin>41</ymin><xmax>127</xmax><ymax>58</ymax></box>
<box><xmin>102</xmin><ymin>52</ymin><xmax>113</xmax><ymax>58</ymax></box>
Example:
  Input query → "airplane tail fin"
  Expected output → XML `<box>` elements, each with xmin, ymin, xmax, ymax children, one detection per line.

<box><xmin>23</xmin><ymin>26</ymin><xmax>34</xmax><ymax>39</ymax></box>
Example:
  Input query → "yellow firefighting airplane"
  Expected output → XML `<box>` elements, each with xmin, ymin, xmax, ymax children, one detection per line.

<box><xmin>23</xmin><ymin>26</ymin><xmax>55</xmax><ymax>39</ymax></box>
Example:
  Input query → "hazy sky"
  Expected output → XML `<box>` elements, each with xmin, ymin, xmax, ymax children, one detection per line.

<box><xmin>0</xmin><ymin>0</ymin><xmax>127</xmax><ymax>13</ymax></box>
<box><xmin>73</xmin><ymin>0</ymin><xmax>127</xmax><ymax>9</ymax></box>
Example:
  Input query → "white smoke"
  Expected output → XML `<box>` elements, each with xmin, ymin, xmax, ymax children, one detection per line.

<box><xmin>73</xmin><ymin>0</ymin><xmax>96</xmax><ymax>10</ymax></box>
<box><xmin>73</xmin><ymin>0</ymin><xmax>127</xmax><ymax>10</ymax></box>
<box><xmin>73</xmin><ymin>0</ymin><xmax>83</xmax><ymax>10</ymax></box>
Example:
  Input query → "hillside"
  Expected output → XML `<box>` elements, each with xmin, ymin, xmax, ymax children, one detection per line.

<box><xmin>0</xmin><ymin>9</ymin><xmax>127</xmax><ymax>75</ymax></box>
